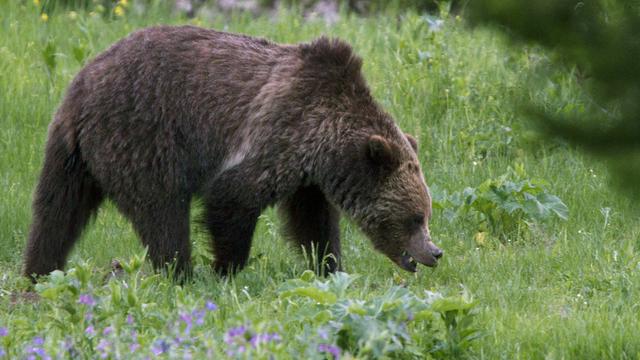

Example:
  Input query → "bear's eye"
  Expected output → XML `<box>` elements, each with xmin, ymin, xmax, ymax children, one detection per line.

<box><xmin>408</xmin><ymin>214</ymin><xmax>424</xmax><ymax>228</ymax></box>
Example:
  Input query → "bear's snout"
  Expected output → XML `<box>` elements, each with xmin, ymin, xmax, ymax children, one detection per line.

<box><xmin>399</xmin><ymin>236</ymin><xmax>442</xmax><ymax>272</ymax></box>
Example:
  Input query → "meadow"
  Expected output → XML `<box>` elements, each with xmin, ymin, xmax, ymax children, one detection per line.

<box><xmin>1</xmin><ymin>1</ymin><xmax>639</xmax><ymax>358</ymax></box>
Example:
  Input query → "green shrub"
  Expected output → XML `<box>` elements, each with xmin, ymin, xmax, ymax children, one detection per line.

<box><xmin>433</xmin><ymin>168</ymin><xmax>569</xmax><ymax>241</ymax></box>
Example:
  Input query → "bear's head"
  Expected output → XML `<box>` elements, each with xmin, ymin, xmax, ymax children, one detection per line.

<box><xmin>298</xmin><ymin>36</ymin><xmax>442</xmax><ymax>271</ymax></box>
<box><xmin>355</xmin><ymin>132</ymin><xmax>443</xmax><ymax>272</ymax></box>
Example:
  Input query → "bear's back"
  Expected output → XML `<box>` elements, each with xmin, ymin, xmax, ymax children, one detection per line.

<box><xmin>75</xmin><ymin>26</ymin><xmax>291</xmax><ymax>123</ymax></box>
<box><xmin>56</xmin><ymin>27</ymin><xmax>297</xmax><ymax>197</ymax></box>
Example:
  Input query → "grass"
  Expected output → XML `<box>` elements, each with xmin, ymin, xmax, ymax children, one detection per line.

<box><xmin>1</xmin><ymin>1</ymin><xmax>639</xmax><ymax>358</ymax></box>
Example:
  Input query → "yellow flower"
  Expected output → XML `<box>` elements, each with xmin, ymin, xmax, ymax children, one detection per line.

<box><xmin>474</xmin><ymin>231</ymin><xmax>487</xmax><ymax>247</ymax></box>
<box><xmin>192</xmin><ymin>18</ymin><xmax>203</xmax><ymax>27</ymax></box>
<box><xmin>40</xmin><ymin>13</ymin><xmax>48</xmax><ymax>22</ymax></box>
<box><xmin>119</xmin><ymin>0</ymin><xmax>129</xmax><ymax>7</ymax></box>
<box><xmin>34</xmin><ymin>0</ymin><xmax>40</xmax><ymax>6</ymax></box>
<box><xmin>114</xmin><ymin>5</ymin><xmax>124</xmax><ymax>16</ymax></box>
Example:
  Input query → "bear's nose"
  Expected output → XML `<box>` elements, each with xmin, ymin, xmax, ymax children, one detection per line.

<box><xmin>433</xmin><ymin>248</ymin><xmax>443</xmax><ymax>259</ymax></box>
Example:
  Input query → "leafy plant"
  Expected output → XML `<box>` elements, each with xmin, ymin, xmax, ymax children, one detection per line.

<box><xmin>433</xmin><ymin>169</ymin><xmax>569</xmax><ymax>241</ymax></box>
<box><xmin>430</xmin><ymin>292</ymin><xmax>481</xmax><ymax>358</ymax></box>
<box><xmin>21</xmin><ymin>254</ymin><xmax>226</xmax><ymax>359</ymax></box>
<box><xmin>41</xmin><ymin>38</ymin><xmax>57</xmax><ymax>85</ymax></box>
<box><xmin>279</xmin><ymin>271</ymin><xmax>480</xmax><ymax>358</ymax></box>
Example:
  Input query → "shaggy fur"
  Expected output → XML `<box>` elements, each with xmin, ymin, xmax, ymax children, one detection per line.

<box><xmin>23</xmin><ymin>26</ymin><xmax>440</xmax><ymax>280</ymax></box>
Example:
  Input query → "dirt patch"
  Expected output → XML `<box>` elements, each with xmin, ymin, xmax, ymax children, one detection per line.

<box><xmin>10</xmin><ymin>291</ymin><xmax>40</xmax><ymax>305</ymax></box>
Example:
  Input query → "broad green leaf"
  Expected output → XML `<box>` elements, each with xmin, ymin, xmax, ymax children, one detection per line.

<box><xmin>280</xmin><ymin>287</ymin><xmax>337</xmax><ymax>304</ymax></box>
<box><xmin>38</xmin><ymin>286</ymin><xmax>61</xmax><ymax>300</ymax></box>
<box><xmin>523</xmin><ymin>192</ymin><xmax>545</xmax><ymax>220</ymax></box>
<box><xmin>313</xmin><ymin>309</ymin><xmax>333</xmax><ymax>322</ymax></box>
<box><xmin>327</xmin><ymin>272</ymin><xmax>359</xmax><ymax>296</ymax></box>
<box><xmin>347</xmin><ymin>303</ymin><xmax>367</xmax><ymax>316</ymax></box>
<box><xmin>300</xmin><ymin>270</ymin><xmax>315</xmax><ymax>282</ymax></box>
<box><xmin>381</xmin><ymin>299</ymin><xmax>402</xmax><ymax>312</ymax></box>
<box><xmin>72</xmin><ymin>44</ymin><xmax>87</xmax><ymax>65</ymax></box>
<box><xmin>41</xmin><ymin>39</ymin><xmax>56</xmax><ymax>73</ymax></box>
<box><xmin>501</xmin><ymin>200</ymin><xmax>522</xmax><ymax>214</ymax></box>
<box><xmin>537</xmin><ymin>193</ymin><xmax>569</xmax><ymax>220</ymax></box>
<box><xmin>413</xmin><ymin>310</ymin><xmax>435</xmax><ymax>322</ymax></box>
<box><xmin>431</xmin><ymin>297</ymin><xmax>476</xmax><ymax>313</ymax></box>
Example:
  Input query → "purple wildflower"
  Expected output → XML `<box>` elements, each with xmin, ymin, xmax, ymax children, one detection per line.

<box><xmin>179</xmin><ymin>312</ymin><xmax>193</xmax><ymax>334</ymax></box>
<box><xmin>63</xmin><ymin>337</ymin><xmax>79</xmax><ymax>358</ymax></box>
<box><xmin>249</xmin><ymin>334</ymin><xmax>260</xmax><ymax>348</ymax></box>
<box><xmin>27</xmin><ymin>339</ymin><xmax>51</xmax><ymax>360</ymax></box>
<box><xmin>0</xmin><ymin>327</ymin><xmax>7</xmax><ymax>337</ymax></box>
<box><xmin>97</xmin><ymin>339</ymin><xmax>111</xmax><ymax>359</ymax></box>
<box><xmin>103</xmin><ymin>326</ymin><xmax>114</xmax><ymax>336</ymax></box>
<box><xmin>318</xmin><ymin>344</ymin><xmax>341</xmax><ymax>359</ymax></box>
<box><xmin>224</xmin><ymin>326</ymin><xmax>247</xmax><ymax>344</ymax></box>
<box><xmin>85</xmin><ymin>325</ymin><xmax>96</xmax><ymax>337</ymax></box>
<box><xmin>183</xmin><ymin>350</ymin><xmax>193</xmax><ymax>360</ymax></box>
<box><xmin>97</xmin><ymin>339</ymin><xmax>109</xmax><ymax>350</ymax></box>
<box><xmin>85</xmin><ymin>312</ymin><xmax>94</xmax><ymax>321</ymax></box>
<box><xmin>249</xmin><ymin>332</ymin><xmax>281</xmax><ymax>348</ymax></box>
<box><xmin>227</xmin><ymin>326</ymin><xmax>246</xmax><ymax>338</ymax></box>
<box><xmin>192</xmin><ymin>309</ymin><xmax>206</xmax><ymax>325</ymax></box>
<box><xmin>151</xmin><ymin>339</ymin><xmax>170</xmax><ymax>356</ymax></box>
<box><xmin>224</xmin><ymin>326</ymin><xmax>246</xmax><ymax>344</ymax></box>
<box><xmin>127</xmin><ymin>314</ymin><xmax>134</xmax><ymax>325</ymax></box>
<box><xmin>78</xmin><ymin>294</ymin><xmax>96</xmax><ymax>307</ymax></box>
<box><xmin>0</xmin><ymin>346</ymin><xmax>5</xmax><ymax>357</ymax></box>
<box><xmin>317</xmin><ymin>328</ymin><xmax>328</xmax><ymax>340</ymax></box>
<box><xmin>174</xmin><ymin>336</ymin><xmax>185</xmax><ymax>345</ymax></box>
<box><xmin>129</xmin><ymin>343</ymin><xmax>140</xmax><ymax>352</ymax></box>
<box><xmin>205</xmin><ymin>301</ymin><xmax>218</xmax><ymax>311</ymax></box>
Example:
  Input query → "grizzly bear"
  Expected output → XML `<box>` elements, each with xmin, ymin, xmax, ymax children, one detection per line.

<box><xmin>23</xmin><ymin>26</ymin><xmax>442</xmax><ymax>280</ymax></box>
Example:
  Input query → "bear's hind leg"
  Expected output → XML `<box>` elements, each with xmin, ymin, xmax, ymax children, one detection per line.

<box><xmin>23</xmin><ymin>138</ymin><xmax>103</xmax><ymax>281</ymax></box>
<box><xmin>124</xmin><ymin>198</ymin><xmax>192</xmax><ymax>279</ymax></box>
<box><xmin>279</xmin><ymin>185</ymin><xmax>341</xmax><ymax>276</ymax></box>
<box><xmin>205</xmin><ymin>203</ymin><xmax>259</xmax><ymax>276</ymax></box>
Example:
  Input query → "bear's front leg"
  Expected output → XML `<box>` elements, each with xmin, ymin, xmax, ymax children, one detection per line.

<box><xmin>205</xmin><ymin>202</ymin><xmax>260</xmax><ymax>276</ymax></box>
<box><xmin>280</xmin><ymin>185</ymin><xmax>342</xmax><ymax>276</ymax></box>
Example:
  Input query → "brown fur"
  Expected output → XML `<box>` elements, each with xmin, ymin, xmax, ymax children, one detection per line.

<box><xmin>23</xmin><ymin>26</ymin><xmax>440</xmax><ymax>280</ymax></box>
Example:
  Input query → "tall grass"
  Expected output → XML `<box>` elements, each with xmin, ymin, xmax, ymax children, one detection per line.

<box><xmin>1</xmin><ymin>1</ymin><xmax>638</xmax><ymax>358</ymax></box>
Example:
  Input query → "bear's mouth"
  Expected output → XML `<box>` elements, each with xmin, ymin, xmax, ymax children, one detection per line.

<box><xmin>399</xmin><ymin>250</ymin><xmax>438</xmax><ymax>272</ymax></box>
<box><xmin>400</xmin><ymin>251</ymin><xmax>418</xmax><ymax>272</ymax></box>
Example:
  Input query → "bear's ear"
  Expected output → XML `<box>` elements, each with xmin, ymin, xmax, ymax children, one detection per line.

<box><xmin>405</xmin><ymin>133</ymin><xmax>418</xmax><ymax>152</ymax></box>
<box><xmin>367</xmin><ymin>135</ymin><xmax>401</xmax><ymax>170</ymax></box>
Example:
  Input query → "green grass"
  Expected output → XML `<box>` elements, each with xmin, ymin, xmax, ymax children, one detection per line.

<box><xmin>1</xmin><ymin>1</ymin><xmax>639</xmax><ymax>358</ymax></box>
